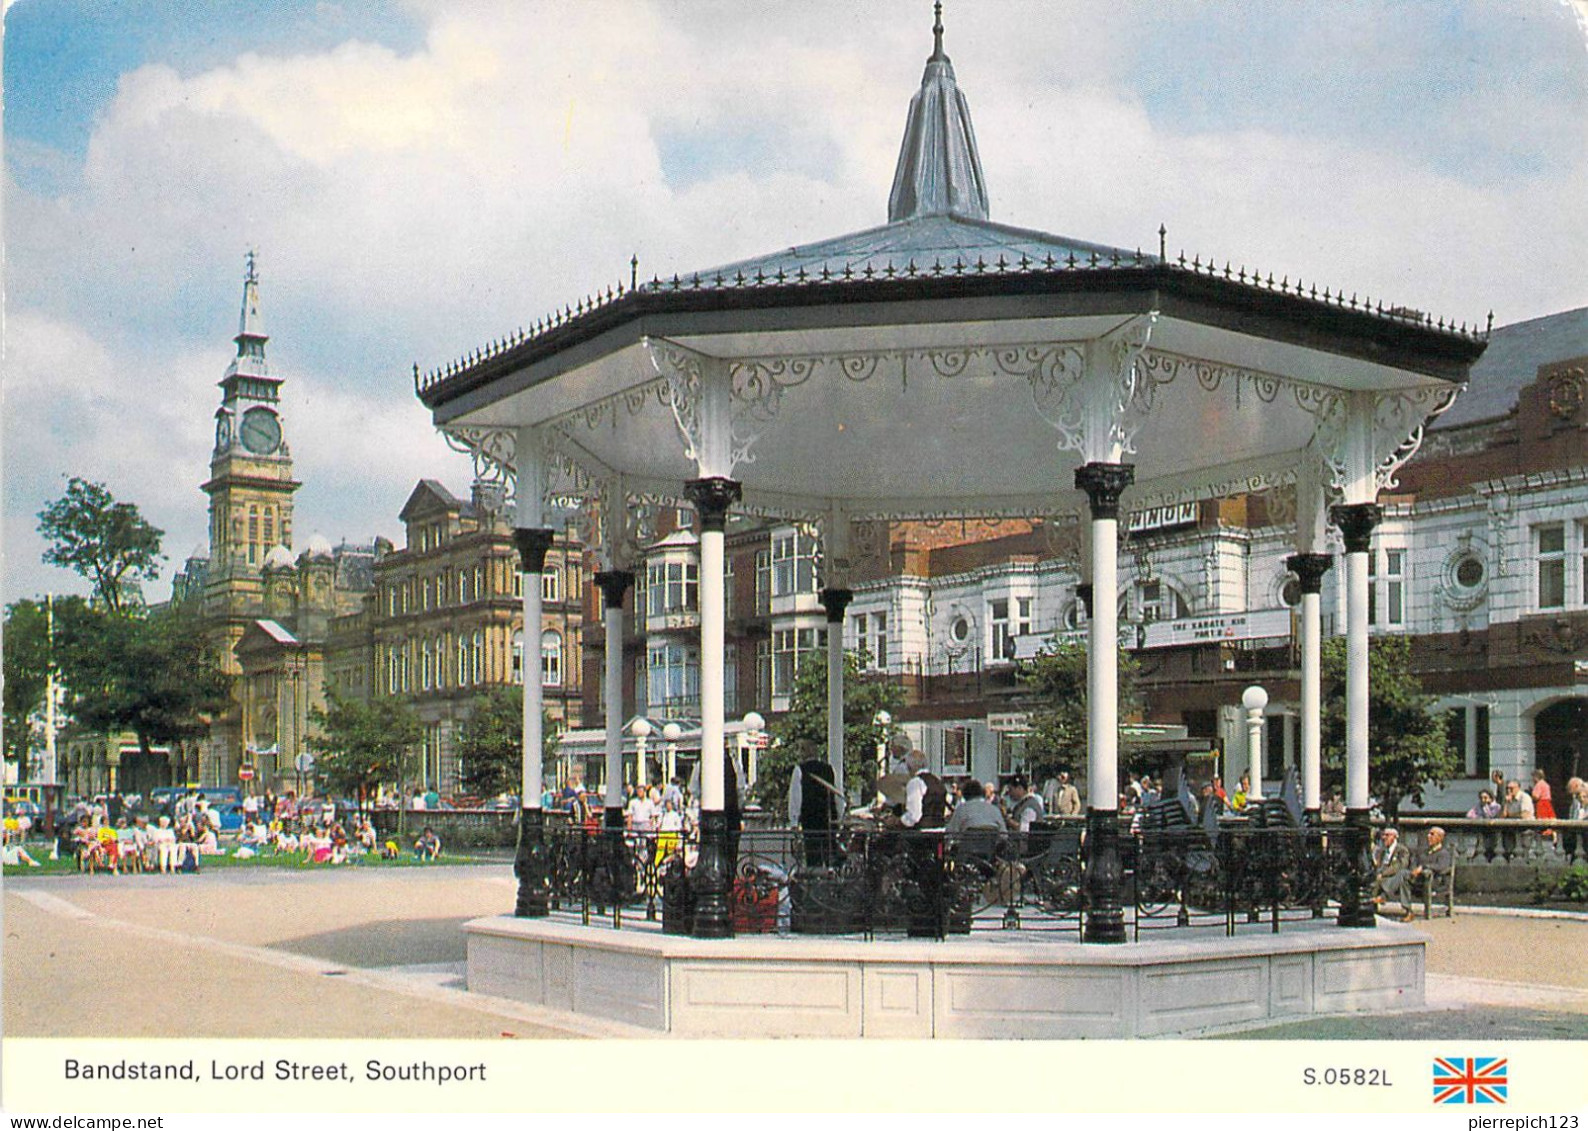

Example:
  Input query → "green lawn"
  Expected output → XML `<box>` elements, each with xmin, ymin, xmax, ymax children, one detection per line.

<box><xmin>3</xmin><ymin>846</ymin><xmax>495</xmax><ymax>877</ymax></box>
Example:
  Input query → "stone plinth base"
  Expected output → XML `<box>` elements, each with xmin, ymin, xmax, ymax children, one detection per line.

<box><xmin>464</xmin><ymin>917</ymin><xmax>1425</xmax><ymax>1038</ymax></box>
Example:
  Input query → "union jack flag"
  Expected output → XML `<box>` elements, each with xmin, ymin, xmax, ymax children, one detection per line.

<box><xmin>1432</xmin><ymin>1056</ymin><xmax>1508</xmax><ymax>1104</ymax></box>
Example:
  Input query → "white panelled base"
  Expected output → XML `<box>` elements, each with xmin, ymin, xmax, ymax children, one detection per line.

<box><xmin>464</xmin><ymin>918</ymin><xmax>1425</xmax><ymax>1038</ymax></box>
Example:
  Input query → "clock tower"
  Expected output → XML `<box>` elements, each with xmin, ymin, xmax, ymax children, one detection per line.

<box><xmin>202</xmin><ymin>251</ymin><xmax>301</xmax><ymax>626</ymax></box>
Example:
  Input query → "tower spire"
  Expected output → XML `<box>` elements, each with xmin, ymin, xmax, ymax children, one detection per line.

<box><xmin>887</xmin><ymin>2</ymin><xmax>989</xmax><ymax>223</ymax></box>
<box><xmin>230</xmin><ymin>249</ymin><xmax>269</xmax><ymax>378</ymax></box>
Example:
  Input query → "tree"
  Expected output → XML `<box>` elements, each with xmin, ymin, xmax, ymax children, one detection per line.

<box><xmin>2</xmin><ymin>600</ymin><xmax>52</xmax><ymax>778</ymax></box>
<box><xmin>1322</xmin><ymin>634</ymin><xmax>1456</xmax><ymax>819</ymax></box>
<box><xmin>53</xmin><ymin>599</ymin><xmax>231</xmax><ymax>764</ymax></box>
<box><xmin>308</xmin><ymin>694</ymin><xmax>423</xmax><ymax>805</ymax></box>
<box><xmin>37</xmin><ymin>478</ymin><xmax>164</xmax><ymax>613</ymax></box>
<box><xmin>454</xmin><ymin>685</ymin><xmax>558</xmax><ymax>800</ymax></box>
<box><xmin>758</xmin><ymin>649</ymin><xmax>906</xmax><ymax>808</ymax></box>
<box><xmin>1018</xmin><ymin>641</ymin><xmax>1141</xmax><ymax>788</ymax></box>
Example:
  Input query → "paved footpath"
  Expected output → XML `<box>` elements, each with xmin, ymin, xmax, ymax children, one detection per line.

<box><xmin>6</xmin><ymin>865</ymin><xmax>1588</xmax><ymax>1039</ymax></box>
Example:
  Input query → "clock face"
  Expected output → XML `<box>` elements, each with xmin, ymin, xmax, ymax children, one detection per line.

<box><xmin>215</xmin><ymin>413</ymin><xmax>233</xmax><ymax>449</ymax></box>
<box><xmin>240</xmin><ymin>407</ymin><xmax>282</xmax><ymax>455</ymax></box>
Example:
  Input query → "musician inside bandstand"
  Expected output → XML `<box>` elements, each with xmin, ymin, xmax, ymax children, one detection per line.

<box><xmin>887</xmin><ymin>749</ymin><xmax>947</xmax><ymax>831</ymax></box>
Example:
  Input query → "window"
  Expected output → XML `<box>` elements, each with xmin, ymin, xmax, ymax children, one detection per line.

<box><xmin>1369</xmin><ymin>548</ymin><xmax>1405</xmax><ymax>627</ymax></box>
<box><xmin>423</xmin><ymin>577</ymin><xmax>433</xmax><ymax>611</ymax></box>
<box><xmin>420</xmin><ymin>640</ymin><xmax>433</xmax><ymax>691</ymax></box>
<box><xmin>513</xmin><ymin>570</ymin><xmax>523</xmax><ymax>598</ymax></box>
<box><xmin>854</xmin><ymin>611</ymin><xmax>889</xmax><ymax>670</ymax></box>
<box><xmin>263</xmin><ymin>508</ymin><xmax>273</xmax><ymax>548</ymax></box>
<box><xmin>1446</xmin><ymin>705</ymin><xmax>1491</xmax><ymax>777</ymax></box>
<box><xmin>437</xmin><ymin>633</ymin><xmax>449</xmax><ymax>689</ymax></box>
<box><xmin>647</xmin><ymin>559</ymin><xmax>698</xmax><ymax>616</ymax></box>
<box><xmin>471</xmin><ymin>631</ymin><xmax>483</xmax><ymax>685</ymax></box>
<box><xmin>772</xmin><ymin>626</ymin><xmax>826</xmax><ymax>698</ymax></box>
<box><xmin>990</xmin><ymin>599</ymin><xmax>1012</xmax><ymax>661</ymax></box>
<box><xmin>1536</xmin><ymin>524</ymin><xmax>1566</xmax><ymax>609</ymax></box>
<box><xmin>1582</xmin><ymin>521</ymin><xmax>1588</xmax><ymax>604</ymax></box>
<box><xmin>542</xmin><ymin>631</ymin><xmax>563</xmax><ymax>687</ymax></box>
<box><xmin>542</xmin><ymin>568</ymin><xmax>561</xmax><ymax>603</ymax></box>
<box><xmin>754</xmin><ymin>549</ymin><xmax>772</xmax><ymax>613</ymax></box>
<box><xmin>724</xmin><ymin>556</ymin><xmax>736</xmax><ymax>620</ymax></box>
<box><xmin>248</xmin><ymin>506</ymin><xmax>259</xmax><ymax>564</ymax></box>
<box><xmin>439</xmin><ymin>569</ymin><xmax>451</xmax><ymax>606</ymax></box>
<box><xmin>755</xmin><ymin>640</ymin><xmax>772</xmax><ymax>709</ymax></box>
<box><xmin>456</xmin><ymin>635</ymin><xmax>470</xmax><ymax>687</ymax></box>
<box><xmin>511</xmin><ymin>629</ymin><xmax>524</xmax><ymax>681</ymax></box>
<box><xmin>474</xmin><ymin>565</ymin><xmax>485</xmax><ymax>601</ymax></box>
<box><xmin>771</xmin><ymin>530</ymin><xmax>818</xmax><ymax>597</ymax></box>
<box><xmin>647</xmin><ymin>642</ymin><xmax>698</xmax><ymax>713</ymax></box>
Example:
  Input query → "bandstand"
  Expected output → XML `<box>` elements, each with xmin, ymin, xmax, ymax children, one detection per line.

<box><xmin>414</xmin><ymin>10</ymin><xmax>1487</xmax><ymax>1037</ymax></box>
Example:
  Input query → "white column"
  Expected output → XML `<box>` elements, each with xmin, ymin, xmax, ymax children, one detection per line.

<box><xmin>1088</xmin><ymin>517</ymin><xmax>1119</xmax><ymax>810</ymax></box>
<box><xmin>1300</xmin><ymin>586</ymin><xmax>1323</xmax><ymax>809</ymax></box>
<box><xmin>516</xmin><ymin>429</ymin><xmax>547</xmax><ymax>812</ymax></box>
<box><xmin>827</xmin><ymin>627</ymin><xmax>844</xmax><ymax>787</ymax></box>
<box><xmin>603</xmin><ymin>595</ymin><xmax>625</xmax><ymax>812</ymax></box>
<box><xmin>699</xmin><ymin>523</ymin><xmax>727</xmax><ymax>810</ymax></box>
<box><xmin>1344</xmin><ymin>547</ymin><xmax>1371</xmax><ymax>810</ymax></box>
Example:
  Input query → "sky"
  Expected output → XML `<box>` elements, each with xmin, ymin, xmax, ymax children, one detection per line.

<box><xmin>4</xmin><ymin>0</ymin><xmax>1586</xmax><ymax>606</ymax></box>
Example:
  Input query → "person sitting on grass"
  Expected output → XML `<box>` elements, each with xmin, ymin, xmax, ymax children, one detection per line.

<box><xmin>355</xmin><ymin>818</ymin><xmax>377</xmax><ymax>855</ymax></box>
<box><xmin>414</xmin><ymin>827</ymin><xmax>441</xmax><ymax>861</ymax></box>
<box><xmin>195</xmin><ymin>823</ymin><xmax>222</xmax><ymax>856</ymax></box>
<box><xmin>2</xmin><ymin>838</ymin><xmax>41</xmax><ymax>867</ymax></box>
<box><xmin>381</xmin><ymin>839</ymin><xmax>400</xmax><ymax>860</ymax></box>
<box><xmin>152</xmin><ymin>816</ymin><xmax>179</xmax><ymax>873</ymax></box>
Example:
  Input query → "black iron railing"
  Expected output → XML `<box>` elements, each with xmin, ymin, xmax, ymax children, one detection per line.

<box><xmin>522</xmin><ymin>817</ymin><xmax>1373</xmax><ymax>941</ymax></box>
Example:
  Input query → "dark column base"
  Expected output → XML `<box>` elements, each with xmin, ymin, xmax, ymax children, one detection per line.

<box><xmin>691</xmin><ymin>810</ymin><xmax>735</xmax><ymax>939</ymax></box>
<box><xmin>1083</xmin><ymin>807</ymin><xmax>1127</xmax><ymax>943</ymax></box>
<box><xmin>1336</xmin><ymin>808</ymin><xmax>1378</xmax><ymax>928</ymax></box>
<box><xmin>513</xmin><ymin>808</ymin><xmax>550</xmax><ymax>918</ymax></box>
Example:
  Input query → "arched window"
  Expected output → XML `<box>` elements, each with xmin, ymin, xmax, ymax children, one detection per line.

<box><xmin>511</xmin><ymin>629</ymin><xmax>524</xmax><ymax>681</ymax></box>
<box><xmin>542</xmin><ymin>630</ymin><xmax>563</xmax><ymax>687</ymax></box>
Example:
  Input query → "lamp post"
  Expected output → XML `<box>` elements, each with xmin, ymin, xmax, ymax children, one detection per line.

<box><xmin>1243</xmin><ymin>684</ymin><xmax>1268</xmax><ymax>804</ymax></box>
<box><xmin>873</xmin><ymin>709</ymin><xmax>892</xmax><ymax>800</ymax></box>
<box><xmin>662</xmin><ymin>721</ymin><xmax>683</xmax><ymax>788</ymax></box>
<box><xmin>630</xmin><ymin>717</ymin><xmax>652</xmax><ymax>791</ymax></box>
<box><xmin>741</xmin><ymin>711</ymin><xmax>766</xmax><ymax>790</ymax></box>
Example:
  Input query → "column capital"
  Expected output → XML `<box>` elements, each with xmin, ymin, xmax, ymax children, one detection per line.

<box><xmin>684</xmin><ymin>476</ymin><xmax>742</xmax><ymax>532</ymax></box>
<box><xmin>1329</xmin><ymin>502</ymin><xmax>1383</xmax><ymax>554</ymax></box>
<box><xmin>513</xmin><ymin>527</ymin><xmax>557</xmax><ymax>574</ymax></box>
<box><xmin>1074</xmin><ymin>462</ymin><xmax>1135</xmax><ymax>521</ymax></box>
<box><xmin>593</xmin><ymin>569</ymin><xmax>635</xmax><ymax>610</ymax></box>
<box><xmin>818</xmin><ymin>587</ymin><xmax>853</xmax><ymax>624</ymax></box>
<box><xmin>1285</xmin><ymin>552</ymin><xmax>1334</xmax><ymax>595</ymax></box>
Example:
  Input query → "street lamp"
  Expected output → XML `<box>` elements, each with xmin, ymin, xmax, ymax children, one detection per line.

<box><xmin>873</xmin><ymin>709</ymin><xmax>892</xmax><ymax>800</ymax></box>
<box><xmin>1242</xmin><ymin>684</ymin><xmax>1268</xmax><ymax>803</ymax></box>
<box><xmin>630</xmin><ymin>717</ymin><xmax>652</xmax><ymax>790</ymax></box>
<box><xmin>741</xmin><ymin>711</ymin><xmax>766</xmax><ymax>789</ymax></box>
<box><xmin>662</xmin><ymin>721</ymin><xmax>683</xmax><ymax>786</ymax></box>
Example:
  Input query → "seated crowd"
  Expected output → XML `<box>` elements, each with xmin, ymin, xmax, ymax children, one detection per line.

<box><xmin>29</xmin><ymin>793</ymin><xmax>433</xmax><ymax>874</ymax></box>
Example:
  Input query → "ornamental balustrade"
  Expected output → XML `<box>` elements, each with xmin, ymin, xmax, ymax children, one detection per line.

<box><xmin>517</xmin><ymin>817</ymin><xmax>1373</xmax><ymax>940</ymax></box>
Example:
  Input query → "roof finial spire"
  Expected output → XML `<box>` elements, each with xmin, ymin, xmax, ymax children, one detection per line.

<box><xmin>244</xmin><ymin>247</ymin><xmax>258</xmax><ymax>285</ymax></box>
<box><xmin>931</xmin><ymin>2</ymin><xmax>946</xmax><ymax>61</ymax></box>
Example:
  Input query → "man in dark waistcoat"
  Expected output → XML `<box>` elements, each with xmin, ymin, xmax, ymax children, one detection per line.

<box><xmin>791</xmin><ymin>757</ymin><xmax>841</xmax><ymax>866</ymax></box>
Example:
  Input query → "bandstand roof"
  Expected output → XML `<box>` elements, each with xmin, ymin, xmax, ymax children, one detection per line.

<box><xmin>415</xmin><ymin>16</ymin><xmax>1487</xmax><ymax>531</ymax></box>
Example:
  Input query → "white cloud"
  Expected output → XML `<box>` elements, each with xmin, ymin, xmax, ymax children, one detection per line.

<box><xmin>5</xmin><ymin>0</ymin><xmax>1586</xmax><ymax>604</ymax></box>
